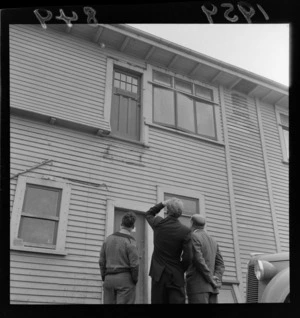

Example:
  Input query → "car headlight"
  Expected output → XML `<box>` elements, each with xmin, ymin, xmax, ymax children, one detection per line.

<box><xmin>254</xmin><ymin>260</ymin><xmax>278</xmax><ymax>281</ymax></box>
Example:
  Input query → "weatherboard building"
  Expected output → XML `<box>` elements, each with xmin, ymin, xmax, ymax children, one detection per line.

<box><xmin>10</xmin><ymin>23</ymin><xmax>289</xmax><ymax>304</ymax></box>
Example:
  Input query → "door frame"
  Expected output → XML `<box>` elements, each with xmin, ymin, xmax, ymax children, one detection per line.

<box><xmin>105</xmin><ymin>198</ymin><xmax>153</xmax><ymax>304</ymax></box>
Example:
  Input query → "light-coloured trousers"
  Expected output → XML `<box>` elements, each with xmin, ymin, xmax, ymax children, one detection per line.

<box><xmin>103</xmin><ymin>272</ymin><xmax>136</xmax><ymax>304</ymax></box>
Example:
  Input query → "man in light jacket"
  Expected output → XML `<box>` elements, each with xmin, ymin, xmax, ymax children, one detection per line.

<box><xmin>99</xmin><ymin>212</ymin><xmax>139</xmax><ymax>304</ymax></box>
<box><xmin>186</xmin><ymin>214</ymin><xmax>225</xmax><ymax>303</ymax></box>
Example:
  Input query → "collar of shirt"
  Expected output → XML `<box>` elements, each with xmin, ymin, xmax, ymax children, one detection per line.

<box><xmin>119</xmin><ymin>228</ymin><xmax>132</xmax><ymax>236</ymax></box>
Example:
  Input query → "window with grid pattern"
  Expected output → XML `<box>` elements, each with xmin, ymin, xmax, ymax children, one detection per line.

<box><xmin>152</xmin><ymin>71</ymin><xmax>216</xmax><ymax>139</ymax></box>
<box><xmin>10</xmin><ymin>176</ymin><xmax>71</xmax><ymax>254</ymax></box>
<box><xmin>110</xmin><ymin>68</ymin><xmax>141</xmax><ymax>141</ymax></box>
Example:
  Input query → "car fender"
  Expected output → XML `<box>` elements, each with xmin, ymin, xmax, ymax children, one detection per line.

<box><xmin>261</xmin><ymin>267</ymin><xmax>289</xmax><ymax>302</ymax></box>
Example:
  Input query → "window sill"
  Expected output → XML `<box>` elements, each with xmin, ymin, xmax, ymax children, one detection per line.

<box><xmin>145</xmin><ymin>121</ymin><xmax>225</xmax><ymax>147</ymax></box>
<box><xmin>104</xmin><ymin>134</ymin><xmax>150</xmax><ymax>148</ymax></box>
<box><xmin>282</xmin><ymin>159</ymin><xmax>289</xmax><ymax>165</ymax></box>
<box><xmin>10</xmin><ymin>246</ymin><xmax>67</xmax><ymax>256</ymax></box>
<box><xmin>222</xmin><ymin>278</ymin><xmax>240</xmax><ymax>284</ymax></box>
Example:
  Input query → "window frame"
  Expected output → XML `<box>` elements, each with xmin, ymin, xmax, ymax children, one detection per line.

<box><xmin>110</xmin><ymin>67</ymin><xmax>142</xmax><ymax>141</ymax></box>
<box><xmin>275</xmin><ymin>105</ymin><xmax>289</xmax><ymax>163</ymax></box>
<box><xmin>156</xmin><ymin>185</ymin><xmax>206</xmax><ymax>220</ymax></box>
<box><xmin>151</xmin><ymin>69</ymin><xmax>218</xmax><ymax>140</ymax></box>
<box><xmin>10</xmin><ymin>176</ymin><xmax>71</xmax><ymax>255</ymax></box>
<box><xmin>104</xmin><ymin>58</ymin><xmax>150</xmax><ymax>147</ymax></box>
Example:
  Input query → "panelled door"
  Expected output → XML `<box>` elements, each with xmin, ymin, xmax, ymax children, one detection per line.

<box><xmin>114</xmin><ymin>208</ymin><xmax>146</xmax><ymax>304</ymax></box>
<box><xmin>110</xmin><ymin>68</ymin><xmax>141</xmax><ymax>141</ymax></box>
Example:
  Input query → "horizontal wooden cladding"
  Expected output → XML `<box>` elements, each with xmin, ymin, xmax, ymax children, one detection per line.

<box><xmin>9</xmin><ymin>25</ymin><xmax>110</xmax><ymax>131</ymax></box>
<box><xmin>10</xmin><ymin>114</ymin><xmax>237</xmax><ymax>301</ymax></box>
<box><xmin>11</xmin><ymin>253</ymin><xmax>102</xmax><ymax>270</ymax></box>
<box><xmin>11</xmin><ymin>255</ymin><xmax>100</xmax><ymax>273</ymax></box>
<box><xmin>10</xmin><ymin>143</ymin><xmax>230</xmax><ymax>199</ymax></box>
<box><xmin>10</xmin><ymin>25</ymin><xmax>107</xmax><ymax>66</ymax></box>
<box><xmin>10</xmin><ymin>286</ymin><xmax>100</xmax><ymax>299</ymax></box>
<box><xmin>10</xmin><ymin>295</ymin><xmax>100</xmax><ymax>304</ymax></box>
<box><xmin>259</xmin><ymin>101</ymin><xmax>289</xmax><ymax>251</ymax></box>
<box><xmin>10</xmin><ymin>280</ymin><xmax>100</xmax><ymax>293</ymax></box>
<box><xmin>224</xmin><ymin>89</ymin><xmax>279</xmax><ymax>297</ymax></box>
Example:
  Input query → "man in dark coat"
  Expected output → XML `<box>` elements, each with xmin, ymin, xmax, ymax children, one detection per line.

<box><xmin>145</xmin><ymin>198</ymin><xmax>191</xmax><ymax>304</ymax></box>
<box><xmin>186</xmin><ymin>214</ymin><xmax>225</xmax><ymax>303</ymax></box>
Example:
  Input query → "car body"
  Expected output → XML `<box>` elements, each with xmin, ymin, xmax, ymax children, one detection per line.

<box><xmin>246</xmin><ymin>251</ymin><xmax>289</xmax><ymax>303</ymax></box>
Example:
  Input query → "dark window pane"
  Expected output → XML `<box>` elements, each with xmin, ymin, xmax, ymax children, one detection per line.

<box><xmin>153</xmin><ymin>87</ymin><xmax>175</xmax><ymax>126</ymax></box>
<box><xmin>18</xmin><ymin>216</ymin><xmax>57</xmax><ymax>245</ymax></box>
<box><xmin>280</xmin><ymin>114</ymin><xmax>289</xmax><ymax>127</ymax></box>
<box><xmin>153</xmin><ymin>71</ymin><xmax>172</xmax><ymax>87</ymax></box>
<box><xmin>115</xmin><ymin>72</ymin><xmax>120</xmax><ymax>80</ymax></box>
<box><xmin>22</xmin><ymin>185</ymin><xmax>61</xmax><ymax>217</ymax></box>
<box><xmin>177</xmin><ymin>93</ymin><xmax>195</xmax><ymax>132</ymax></box>
<box><xmin>114</xmin><ymin>79</ymin><xmax>120</xmax><ymax>88</ymax></box>
<box><xmin>195</xmin><ymin>85</ymin><xmax>213</xmax><ymax>100</ymax></box>
<box><xmin>196</xmin><ymin>101</ymin><xmax>215</xmax><ymax>138</ymax></box>
<box><xmin>175</xmin><ymin>78</ymin><xmax>192</xmax><ymax>94</ymax></box>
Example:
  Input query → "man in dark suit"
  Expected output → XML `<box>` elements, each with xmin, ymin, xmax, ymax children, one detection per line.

<box><xmin>186</xmin><ymin>214</ymin><xmax>225</xmax><ymax>303</ymax></box>
<box><xmin>145</xmin><ymin>198</ymin><xmax>191</xmax><ymax>304</ymax></box>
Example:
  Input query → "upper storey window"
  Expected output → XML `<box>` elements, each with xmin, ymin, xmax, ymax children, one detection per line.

<box><xmin>152</xmin><ymin>71</ymin><xmax>217</xmax><ymax>140</ymax></box>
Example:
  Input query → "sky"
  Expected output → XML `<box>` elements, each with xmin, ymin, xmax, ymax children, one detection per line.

<box><xmin>127</xmin><ymin>24</ymin><xmax>289</xmax><ymax>87</ymax></box>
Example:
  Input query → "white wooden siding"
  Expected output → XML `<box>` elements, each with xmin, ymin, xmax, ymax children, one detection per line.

<box><xmin>259</xmin><ymin>101</ymin><xmax>289</xmax><ymax>251</ymax></box>
<box><xmin>9</xmin><ymin>25</ymin><xmax>110</xmax><ymax>131</ymax></box>
<box><xmin>223</xmin><ymin>89</ymin><xmax>278</xmax><ymax>297</ymax></box>
<box><xmin>10</xmin><ymin>114</ymin><xmax>236</xmax><ymax>303</ymax></box>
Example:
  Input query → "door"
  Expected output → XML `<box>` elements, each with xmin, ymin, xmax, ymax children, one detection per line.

<box><xmin>114</xmin><ymin>208</ymin><xmax>146</xmax><ymax>304</ymax></box>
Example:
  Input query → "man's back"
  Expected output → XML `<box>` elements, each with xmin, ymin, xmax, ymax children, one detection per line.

<box><xmin>152</xmin><ymin>216</ymin><xmax>190</xmax><ymax>268</ymax></box>
<box><xmin>193</xmin><ymin>229</ymin><xmax>218</xmax><ymax>271</ymax></box>
<box><xmin>99</xmin><ymin>232</ymin><xmax>139</xmax><ymax>277</ymax></box>
<box><xmin>186</xmin><ymin>228</ymin><xmax>224</xmax><ymax>294</ymax></box>
<box><xmin>145</xmin><ymin>202</ymin><xmax>191</xmax><ymax>286</ymax></box>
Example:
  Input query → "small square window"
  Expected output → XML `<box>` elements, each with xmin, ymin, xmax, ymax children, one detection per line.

<box><xmin>195</xmin><ymin>85</ymin><xmax>213</xmax><ymax>100</ymax></box>
<box><xmin>175</xmin><ymin>78</ymin><xmax>192</xmax><ymax>94</ymax></box>
<box><xmin>153</xmin><ymin>71</ymin><xmax>172</xmax><ymax>87</ymax></box>
<box><xmin>10</xmin><ymin>176</ymin><xmax>71</xmax><ymax>254</ymax></box>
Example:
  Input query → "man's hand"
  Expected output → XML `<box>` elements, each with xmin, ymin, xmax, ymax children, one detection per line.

<box><xmin>162</xmin><ymin>199</ymin><xmax>172</xmax><ymax>206</ymax></box>
<box><xmin>212</xmin><ymin>276</ymin><xmax>222</xmax><ymax>289</ymax></box>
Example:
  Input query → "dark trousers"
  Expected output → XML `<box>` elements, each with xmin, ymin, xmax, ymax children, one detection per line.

<box><xmin>151</xmin><ymin>270</ymin><xmax>185</xmax><ymax>304</ymax></box>
<box><xmin>103</xmin><ymin>272</ymin><xmax>136</xmax><ymax>304</ymax></box>
<box><xmin>187</xmin><ymin>292</ymin><xmax>218</xmax><ymax>304</ymax></box>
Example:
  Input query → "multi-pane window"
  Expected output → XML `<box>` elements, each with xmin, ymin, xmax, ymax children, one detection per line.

<box><xmin>10</xmin><ymin>176</ymin><xmax>71</xmax><ymax>254</ymax></box>
<box><xmin>152</xmin><ymin>70</ymin><xmax>216</xmax><ymax>139</ymax></box>
<box><xmin>110</xmin><ymin>68</ymin><xmax>141</xmax><ymax>141</ymax></box>
<box><xmin>18</xmin><ymin>184</ymin><xmax>62</xmax><ymax>247</ymax></box>
<box><xmin>164</xmin><ymin>193</ymin><xmax>199</xmax><ymax>227</ymax></box>
<box><xmin>276</xmin><ymin>107</ymin><xmax>289</xmax><ymax>162</ymax></box>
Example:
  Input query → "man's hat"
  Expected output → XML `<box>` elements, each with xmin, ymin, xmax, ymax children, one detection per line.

<box><xmin>191</xmin><ymin>214</ymin><xmax>206</xmax><ymax>226</ymax></box>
